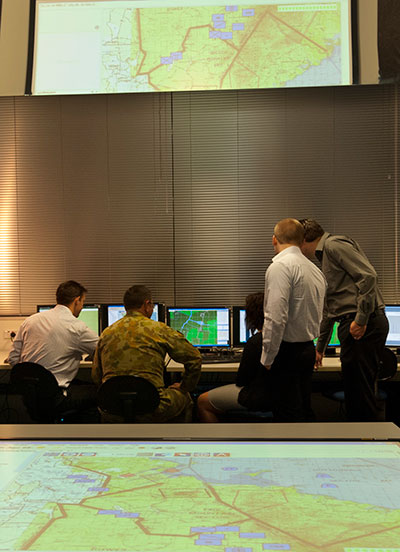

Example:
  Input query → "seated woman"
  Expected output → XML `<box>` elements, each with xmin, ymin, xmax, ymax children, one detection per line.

<box><xmin>197</xmin><ymin>292</ymin><xmax>272</xmax><ymax>422</ymax></box>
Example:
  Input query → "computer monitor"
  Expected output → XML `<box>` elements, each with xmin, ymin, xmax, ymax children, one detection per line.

<box><xmin>37</xmin><ymin>304</ymin><xmax>101</xmax><ymax>335</ymax></box>
<box><xmin>167</xmin><ymin>307</ymin><xmax>231</xmax><ymax>348</ymax></box>
<box><xmin>385</xmin><ymin>305</ymin><xmax>400</xmax><ymax>347</ymax></box>
<box><xmin>312</xmin><ymin>320</ymin><xmax>340</xmax><ymax>350</ymax></box>
<box><xmin>232</xmin><ymin>306</ymin><xmax>253</xmax><ymax>347</ymax></box>
<box><xmin>1</xmin><ymin>433</ymin><xmax>400</xmax><ymax>551</ymax></box>
<box><xmin>104</xmin><ymin>303</ymin><xmax>164</xmax><ymax>328</ymax></box>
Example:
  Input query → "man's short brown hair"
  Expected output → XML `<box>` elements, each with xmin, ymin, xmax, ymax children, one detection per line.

<box><xmin>56</xmin><ymin>280</ymin><xmax>87</xmax><ymax>306</ymax></box>
<box><xmin>274</xmin><ymin>218</ymin><xmax>305</xmax><ymax>246</ymax></box>
<box><xmin>124</xmin><ymin>285</ymin><xmax>152</xmax><ymax>310</ymax></box>
<box><xmin>299</xmin><ymin>219</ymin><xmax>325</xmax><ymax>243</ymax></box>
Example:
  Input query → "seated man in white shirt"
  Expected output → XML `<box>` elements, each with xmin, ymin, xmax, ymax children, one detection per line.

<box><xmin>8</xmin><ymin>280</ymin><xmax>99</xmax><ymax>413</ymax></box>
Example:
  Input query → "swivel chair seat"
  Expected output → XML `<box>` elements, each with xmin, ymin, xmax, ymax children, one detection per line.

<box><xmin>97</xmin><ymin>375</ymin><xmax>160</xmax><ymax>423</ymax></box>
<box><xmin>10</xmin><ymin>362</ymin><xmax>75</xmax><ymax>423</ymax></box>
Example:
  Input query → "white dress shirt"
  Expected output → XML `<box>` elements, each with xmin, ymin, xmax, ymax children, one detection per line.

<box><xmin>8</xmin><ymin>305</ymin><xmax>98</xmax><ymax>387</ymax></box>
<box><xmin>261</xmin><ymin>246</ymin><xmax>326</xmax><ymax>366</ymax></box>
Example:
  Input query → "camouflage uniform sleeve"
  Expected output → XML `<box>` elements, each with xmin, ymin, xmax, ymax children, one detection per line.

<box><xmin>163</xmin><ymin>326</ymin><xmax>202</xmax><ymax>393</ymax></box>
<box><xmin>91</xmin><ymin>342</ymin><xmax>102</xmax><ymax>387</ymax></box>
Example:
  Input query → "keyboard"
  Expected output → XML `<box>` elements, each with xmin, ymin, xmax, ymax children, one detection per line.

<box><xmin>201</xmin><ymin>353</ymin><xmax>242</xmax><ymax>364</ymax></box>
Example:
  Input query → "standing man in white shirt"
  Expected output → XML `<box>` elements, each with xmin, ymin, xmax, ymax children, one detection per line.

<box><xmin>262</xmin><ymin>219</ymin><xmax>326</xmax><ymax>422</ymax></box>
<box><xmin>8</xmin><ymin>280</ymin><xmax>98</xmax><ymax>410</ymax></box>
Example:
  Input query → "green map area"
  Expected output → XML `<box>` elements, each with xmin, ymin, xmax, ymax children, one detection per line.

<box><xmin>101</xmin><ymin>2</ymin><xmax>347</xmax><ymax>93</ymax></box>
<box><xmin>169</xmin><ymin>310</ymin><xmax>218</xmax><ymax>345</ymax></box>
<box><xmin>3</xmin><ymin>452</ymin><xmax>400</xmax><ymax>552</ymax></box>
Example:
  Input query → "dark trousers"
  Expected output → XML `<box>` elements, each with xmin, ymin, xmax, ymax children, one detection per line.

<box><xmin>61</xmin><ymin>380</ymin><xmax>97</xmax><ymax>414</ymax></box>
<box><xmin>339</xmin><ymin>311</ymin><xmax>389</xmax><ymax>422</ymax></box>
<box><xmin>270</xmin><ymin>340</ymin><xmax>316</xmax><ymax>422</ymax></box>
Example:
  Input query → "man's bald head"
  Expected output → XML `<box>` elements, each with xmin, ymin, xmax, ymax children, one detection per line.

<box><xmin>273</xmin><ymin>218</ymin><xmax>305</xmax><ymax>247</ymax></box>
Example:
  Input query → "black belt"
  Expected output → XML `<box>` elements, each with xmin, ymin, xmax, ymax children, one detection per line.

<box><xmin>334</xmin><ymin>308</ymin><xmax>385</xmax><ymax>323</ymax></box>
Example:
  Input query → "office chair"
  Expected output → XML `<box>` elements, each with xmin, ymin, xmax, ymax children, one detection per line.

<box><xmin>96</xmin><ymin>375</ymin><xmax>160</xmax><ymax>423</ymax></box>
<box><xmin>323</xmin><ymin>347</ymin><xmax>397</xmax><ymax>419</ymax></box>
<box><xmin>10</xmin><ymin>362</ymin><xmax>77</xmax><ymax>423</ymax></box>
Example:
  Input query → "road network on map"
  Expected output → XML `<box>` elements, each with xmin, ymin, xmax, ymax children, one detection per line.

<box><xmin>101</xmin><ymin>3</ymin><xmax>344</xmax><ymax>93</ymax></box>
<box><xmin>2</xmin><ymin>450</ymin><xmax>400</xmax><ymax>551</ymax></box>
<box><xmin>169</xmin><ymin>310</ymin><xmax>218</xmax><ymax>346</ymax></box>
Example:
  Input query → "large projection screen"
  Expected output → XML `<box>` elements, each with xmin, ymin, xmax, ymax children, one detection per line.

<box><xmin>1</xmin><ymin>439</ymin><xmax>400</xmax><ymax>551</ymax></box>
<box><xmin>31</xmin><ymin>0</ymin><xmax>352</xmax><ymax>95</ymax></box>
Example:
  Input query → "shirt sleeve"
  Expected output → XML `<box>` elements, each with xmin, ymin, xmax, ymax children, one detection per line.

<box><xmin>261</xmin><ymin>261</ymin><xmax>291</xmax><ymax>366</ymax></box>
<box><xmin>7</xmin><ymin>325</ymin><xmax>24</xmax><ymax>366</ymax></box>
<box><xmin>91</xmin><ymin>343</ymin><xmax>102</xmax><ymax>386</ymax></box>
<box><xmin>163</xmin><ymin>327</ymin><xmax>202</xmax><ymax>393</ymax></box>
<box><xmin>316</xmin><ymin>316</ymin><xmax>335</xmax><ymax>354</ymax></box>
<box><xmin>75</xmin><ymin>323</ymin><xmax>99</xmax><ymax>356</ymax></box>
<box><xmin>325</xmin><ymin>239</ymin><xmax>378</xmax><ymax>325</ymax></box>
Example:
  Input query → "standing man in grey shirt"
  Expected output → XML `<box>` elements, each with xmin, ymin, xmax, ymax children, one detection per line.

<box><xmin>262</xmin><ymin>218</ymin><xmax>326</xmax><ymax>422</ymax></box>
<box><xmin>300</xmin><ymin>219</ymin><xmax>389</xmax><ymax>422</ymax></box>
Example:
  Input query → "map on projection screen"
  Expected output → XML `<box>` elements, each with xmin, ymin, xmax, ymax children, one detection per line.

<box><xmin>32</xmin><ymin>0</ymin><xmax>352</xmax><ymax>95</ymax></box>
<box><xmin>1</xmin><ymin>440</ymin><xmax>400</xmax><ymax>551</ymax></box>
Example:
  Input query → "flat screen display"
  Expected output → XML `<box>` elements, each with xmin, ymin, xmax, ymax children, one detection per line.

<box><xmin>1</xmin><ymin>439</ymin><xmax>400</xmax><ymax>551</ymax></box>
<box><xmin>37</xmin><ymin>304</ymin><xmax>101</xmax><ymax>335</ymax></box>
<box><xmin>32</xmin><ymin>0</ymin><xmax>352</xmax><ymax>96</ymax></box>
<box><xmin>385</xmin><ymin>305</ymin><xmax>400</xmax><ymax>347</ymax></box>
<box><xmin>106</xmin><ymin>303</ymin><xmax>160</xmax><ymax>326</ymax></box>
<box><xmin>313</xmin><ymin>320</ymin><xmax>340</xmax><ymax>348</ymax></box>
<box><xmin>167</xmin><ymin>307</ymin><xmax>230</xmax><ymax>347</ymax></box>
<box><xmin>232</xmin><ymin>306</ymin><xmax>252</xmax><ymax>346</ymax></box>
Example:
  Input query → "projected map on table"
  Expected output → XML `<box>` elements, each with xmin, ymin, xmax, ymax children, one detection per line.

<box><xmin>32</xmin><ymin>0</ymin><xmax>351</xmax><ymax>95</ymax></box>
<box><xmin>1</xmin><ymin>440</ymin><xmax>400</xmax><ymax>551</ymax></box>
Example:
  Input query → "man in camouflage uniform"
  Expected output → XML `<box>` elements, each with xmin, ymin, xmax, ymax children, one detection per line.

<box><xmin>92</xmin><ymin>285</ymin><xmax>201</xmax><ymax>422</ymax></box>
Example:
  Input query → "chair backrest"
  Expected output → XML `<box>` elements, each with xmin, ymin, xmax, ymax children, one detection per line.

<box><xmin>378</xmin><ymin>347</ymin><xmax>398</xmax><ymax>381</ymax></box>
<box><xmin>97</xmin><ymin>375</ymin><xmax>160</xmax><ymax>422</ymax></box>
<box><xmin>10</xmin><ymin>362</ymin><xmax>65</xmax><ymax>422</ymax></box>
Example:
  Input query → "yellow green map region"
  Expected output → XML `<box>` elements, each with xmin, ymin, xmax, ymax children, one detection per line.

<box><xmin>12</xmin><ymin>456</ymin><xmax>400</xmax><ymax>551</ymax></box>
<box><xmin>113</xmin><ymin>3</ymin><xmax>343</xmax><ymax>92</ymax></box>
<box><xmin>169</xmin><ymin>310</ymin><xmax>218</xmax><ymax>345</ymax></box>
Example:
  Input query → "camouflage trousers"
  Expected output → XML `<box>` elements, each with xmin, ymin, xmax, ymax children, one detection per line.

<box><xmin>100</xmin><ymin>387</ymin><xmax>193</xmax><ymax>423</ymax></box>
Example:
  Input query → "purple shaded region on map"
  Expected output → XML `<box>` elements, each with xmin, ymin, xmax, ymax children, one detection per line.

<box><xmin>226</xmin><ymin>547</ymin><xmax>253</xmax><ymax>552</ymax></box>
<box><xmin>191</xmin><ymin>527</ymin><xmax>216</xmax><ymax>533</ymax></box>
<box><xmin>161</xmin><ymin>57</ymin><xmax>173</xmax><ymax>65</ymax></box>
<box><xmin>171</xmin><ymin>52</ymin><xmax>183</xmax><ymax>60</ymax></box>
<box><xmin>209</xmin><ymin>31</ymin><xmax>221</xmax><ymax>39</ymax></box>
<box><xmin>243</xmin><ymin>8</ymin><xmax>255</xmax><ymax>16</ymax></box>
<box><xmin>214</xmin><ymin>21</ymin><xmax>226</xmax><ymax>29</ymax></box>
<box><xmin>225</xmin><ymin>5</ymin><xmax>238</xmax><ymax>11</ymax></box>
<box><xmin>88</xmin><ymin>487</ymin><xmax>109</xmax><ymax>492</ymax></box>
<box><xmin>240</xmin><ymin>533</ymin><xmax>265</xmax><ymax>538</ymax></box>
<box><xmin>220</xmin><ymin>32</ymin><xmax>233</xmax><ymax>39</ymax></box>
<box><xmin>98</xmin><ymin>510</ymin><xmax>122</xmax><ymax>515</ymax></box>
<box><xmin>232</xmin><ymin>23</ymin><xmax>244</xmax><ymax>31</ymax></box>
<box><xmin>216</xmin><ymin>526</ymin><xmax>239</xmax><ymax>531</ymax></box>
<box><xmin>115</xmin><ymin>512</ymin><xmax>140</xmax><ymax>518</ymax></box>
<box><xmin>212</xmin><ymin>14</ymin><xmax>225</xmax><ymax>21</ymax></box>
<box><xmin>263</xmin><ymin>545</ymin><xmax>291</xmax><ymax>551</ymax></box>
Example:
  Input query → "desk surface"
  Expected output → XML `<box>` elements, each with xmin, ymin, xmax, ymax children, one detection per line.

<box><xmin>167</xmin><ymin>356</ymin><xmax>343</xmax><ymax>372</ymax></box>
<box><xmin>1</xmin><ymin>422</ymin><xmax>400</xmax><ymax>440</ymax></box>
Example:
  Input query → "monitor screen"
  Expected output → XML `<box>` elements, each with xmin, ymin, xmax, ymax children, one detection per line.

<box><xmin>106</xmin><ymin>303</ymin><xmax>161</xmax><ymax>327</ymax></box>
<box><xmin>37</xmin><ymin>304</ymin><xmax>101</xmax><ymax>335</ymax></box>
<box><xmin>1</xmin><ymin>438</ymin><xmax>400</xmax><ymax>551</ymax></box>
<box><xmin>385</xmin><ymin>305</ymin><xmax>400</xmax><ymax>347</ymax></box>
<box><xmin>232</xmin><ymin>306</ymin><xmax>252</xmax><ymax>346</ymax></box>
<box><xmin>312</xmin><ymin>320</ymin><xmax>340</xmax><ymax>348</ymax></box>
<box><xmin>167</xmin><ymin>307</ymin><xmax>230</xmax><ymax>347</ymax></box>
<box><xmin>31</xmin><ymin>0</ymin><xmax>352</xmax><ymax>96</ymax></box>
